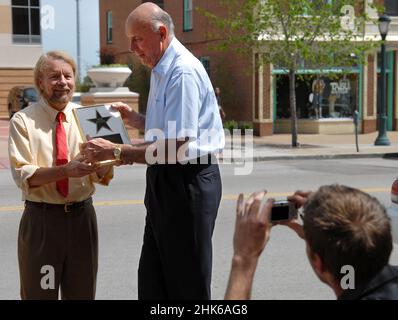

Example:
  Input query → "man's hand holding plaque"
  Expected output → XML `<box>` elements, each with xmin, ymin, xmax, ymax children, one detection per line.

<box><xmin>73</xmin><ymin>104</ymin><xmax>131</xmax><ymax>167</ymax></box>
<box><xmin>81</xmin><ymin>138</ymin><xmax>124</xmax><ymax>167</ymax></box>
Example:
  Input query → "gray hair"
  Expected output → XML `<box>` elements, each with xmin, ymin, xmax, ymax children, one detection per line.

<box><xmin>150</xmin><ymin>9</ymin><xmax>175</xmax><ymax>39</ymax></box>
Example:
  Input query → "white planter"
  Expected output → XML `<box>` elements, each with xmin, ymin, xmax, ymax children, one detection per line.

<box><xmin>87</xmin><ymin>66</ymin><xmax>132</xmax><ymax>88</ymax></box>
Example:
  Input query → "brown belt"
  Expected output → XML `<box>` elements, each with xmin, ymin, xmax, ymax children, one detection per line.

<box><xmin>25</xmin><ymin>197</ymin><xmax>93</xmax><ymax>213</ymax></box>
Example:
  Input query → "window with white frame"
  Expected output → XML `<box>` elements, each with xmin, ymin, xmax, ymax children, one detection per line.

<box><xmin>107</xmin><ymin>11</ymin><xmax>113</xmax><ymax>44</ymax></box>
<box><xmin>11</xmin><ymin>0</ymin><xmax>41</xmax><ymax>44</ymax></box>
<box><xmin>184</xmin><ymin>0</ymin><xmax>193</xmax><ymax>31</ymax></box>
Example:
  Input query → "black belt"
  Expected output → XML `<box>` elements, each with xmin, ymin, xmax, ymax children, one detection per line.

<box><xmin>25</xmin><ymin>197</ymin><xmax>93</xmax><ymax>213</ymax></box>
<box><xmin>148</xmin><ymin>153</ymin><xmax>218</xmax><ymax>166</ymax></box>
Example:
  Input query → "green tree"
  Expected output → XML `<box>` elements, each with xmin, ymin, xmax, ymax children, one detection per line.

<box><xmin>203</xmin><ymin>0</ymin><xmax>381</xmax><ymax>146</ymax></box>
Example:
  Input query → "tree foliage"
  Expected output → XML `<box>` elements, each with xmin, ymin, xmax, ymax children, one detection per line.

<box><xmin>206</xmin><ymin>0</ymin><xmax>380</xmax><ymax>71</ymax></box>
<box><xmin>202</xmin><ymin>0</ymin><xmax>382</xmax><ymax>146</ymax></box>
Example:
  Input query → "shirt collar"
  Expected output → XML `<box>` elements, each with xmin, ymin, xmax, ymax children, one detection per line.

<box><xmin>39</xmin><ymin>97</ymin><xmax>74</xmax><ymax>123</ymax></box>
<box><xmin>153</xmin><ymin>37</ymin><xmax>178</xmax><ymax>76</ymax></box>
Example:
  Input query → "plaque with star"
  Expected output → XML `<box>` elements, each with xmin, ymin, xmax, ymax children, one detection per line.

<box><xmin>72</xmin><ymin>104</ymin><xmax>131</xmax><ymax>145</ymax></box>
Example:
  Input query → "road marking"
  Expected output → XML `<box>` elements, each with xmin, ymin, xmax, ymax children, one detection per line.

<box><xmin>0</xmin><ymin>187</ymin><xmax>391</xmax><ymax>213</ymax></box>
<box><xmin>0</xmin><ymin>205</ymin><xmax>24</xmax><ymax>212</ymax></box>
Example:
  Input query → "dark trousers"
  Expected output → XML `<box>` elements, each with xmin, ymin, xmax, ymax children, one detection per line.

<box><xmin>18</xmin><ymin>198</ymin><xmax>98</xmax><ymax>300</ymax></box>
<box><xmin>139</xmin><ymin>161</ymin><xmax>222</xmax><ymax>300</ymax></box>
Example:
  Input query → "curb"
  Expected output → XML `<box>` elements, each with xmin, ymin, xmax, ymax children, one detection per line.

<box><xmin>0</xmin><ymin>152</ymin><xmax>397</xmax><ymax>170</ymax></box>
<box><xmin>220</xmin><ymin>152</ymin><xmax>398</xmax><ymax>163</ymax></box>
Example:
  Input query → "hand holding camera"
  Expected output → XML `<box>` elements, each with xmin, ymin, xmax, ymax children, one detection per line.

<box><xmin>279</xmin><ymin>190</ymin><xmax>312</xmax><ymax>239</ymax></box>
<box><xmin>233</xmin><ymin>190</ymin><xmax>312</xmax><ymax>258</ymax></box>
<box><xmin>229</xmin><ymin>189</ymin><xmax>312</xmax><ymax>299</ymax></box>
<box><xmin>233</xmin><ymin>191</ymin><xmax>273</xmax><ymax>262</ymax></box>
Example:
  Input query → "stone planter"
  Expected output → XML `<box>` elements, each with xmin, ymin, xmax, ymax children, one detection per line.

<box><xmin>82</xmin><ymin>65</ymin><xmax>139</xmax><ymax>139</ymax></box>
<box><xmin>87</xmin><ymin>66</ymin><xmax>132</xmax><ymax>88</ymax></box>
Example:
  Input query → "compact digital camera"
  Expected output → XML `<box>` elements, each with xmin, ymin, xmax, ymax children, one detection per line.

<box><xmin>270</xmin><ymin>200</ymin><xmax>298</xmax><ymax>222</ymax></box>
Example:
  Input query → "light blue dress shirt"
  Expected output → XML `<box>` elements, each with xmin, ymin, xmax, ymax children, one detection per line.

<box><xmin>145</xmin><ymin>38</ymin><xmax>225</xmax><ymax>162</ymax></box>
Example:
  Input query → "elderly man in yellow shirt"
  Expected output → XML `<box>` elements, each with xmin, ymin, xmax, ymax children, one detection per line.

<box><xmin>8</xmin><ymin>51</ymin><xmax>113</xmax><ymax>300</ymax></box>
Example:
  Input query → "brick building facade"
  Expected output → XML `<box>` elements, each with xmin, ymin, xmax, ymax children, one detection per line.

<box><xmin>99</xmin><ymin>0</ymin><xmax>398</xmax><ymax>136</ymax></box>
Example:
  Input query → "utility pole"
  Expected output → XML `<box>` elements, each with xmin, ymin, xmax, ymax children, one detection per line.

<box><xmin>76</xmin><ymin>0</ymin><xmax>82</xmax><ymax>81</ymax></box>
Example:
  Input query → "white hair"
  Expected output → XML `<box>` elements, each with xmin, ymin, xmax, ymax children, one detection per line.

<box><xmin>150</xmin><ymin>10</ymin><xmax>175</xmax><ymax>39</ymax></box>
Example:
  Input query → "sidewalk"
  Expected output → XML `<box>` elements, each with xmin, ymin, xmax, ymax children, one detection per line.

<box><xmin>235</xmin><ymin>131</ymin><xmax>398</xmax><ymax>161</ymax></box>
<box><xmin>1</xmin><ymin>118</ymin><xmax>398</xmax><ymax>169</ymax></box>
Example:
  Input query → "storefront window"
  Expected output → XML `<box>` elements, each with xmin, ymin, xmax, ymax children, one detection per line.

<box><xmin>276</xmin><ymin>73</ymin><xmax>358</xmax><ymax>119</ymax></box>
<box><xmin>385</xmin><ymin>0</ymin><xmax>398</xmax><ymax>16</ymax></box>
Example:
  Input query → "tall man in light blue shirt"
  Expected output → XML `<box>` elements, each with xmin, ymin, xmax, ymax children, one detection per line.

<box><xmin>81</xmin><ymin>2</ymin><xmax>224</xmax><ymax>299</ymax></box>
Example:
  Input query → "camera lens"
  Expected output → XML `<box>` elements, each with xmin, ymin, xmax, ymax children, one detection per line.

<box><xmin>271</xmin><ymin>204</ymin><xmax>290</xmax><ymax>221</ymax></box>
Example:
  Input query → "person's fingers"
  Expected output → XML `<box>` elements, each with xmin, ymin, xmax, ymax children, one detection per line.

<box><xmin>89</xmin><ymin>137</ymin><xmax>108</xmax><ymax>146</ymax></box>
<box><xmin>294</xmin><ymin>190</ymin><xmax>312</xmax><ymax>198</ymax></box>
<box><xmin>115</xmin><ymin>160</ymin><xmax>124</xmax><ymax>167</ymax></box>
<box><xmin>110</xmin><ymin>101</ymin><xmax>124</xmax><ymax>109</ymax></box>
<box><xmin>236</xmin><ymin>193</ymin><xmax>244</xmax><ymax>218</ymax></box>
<box><xmin>259</xmin><ymin>198</ymin><xmax>274</xmax><ymax>224</ymax></box>
<box><xmin>99</xmin><ymin>137</ymin><xmax>110</xmax><ymax>144</ymax></box>
<box><xmin>244</xmin><ymin>191</ymin><xmax>262</xmax><ymax>217</ymax></box>
<box><xmin>287</xmin><ymin>194</ymin><xmax>302</xmax><ymax>203</ymax></box>
<box><xmin>111</xmin><ymin>102</ymin><xmax>132</xmax><ymax>112</ymax></box>
<box><xmin>255</xmin><ymin>190</ymin><xmax>268</xmax><ymax>217</ymax></box>
<box><xmin>78</xmin><ymin>161</ymin><xmax>94</xmax><ymax>169</ymax></box>
<box><xmin>287</xmin><ymin>192</ymin><xmax>310</xmax><ymax>208</ymax></box>
<box><xmin>90</xmin><ymin>162</ymin><xmax>101</xmax><ymax>170</ymax></box>
<box><xmin>83</xmin><ymin>148</ymin><xmax>95</xmax><ymax>162</ymax></box>
<box><xmin>248</xmin><ymin>191</ymin><xmax>266</xmax><ymax>218</ymax></box>
<box><xmin>74</xmin><ymin>153</ymin><xmax>84</xmax><ymax>162</ymax></box>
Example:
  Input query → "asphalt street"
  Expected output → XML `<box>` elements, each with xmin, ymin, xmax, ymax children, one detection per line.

<box><xmin>0</xmin><ymin>158</ymin><xmax>397</xmax><ymax>300</ymax></box>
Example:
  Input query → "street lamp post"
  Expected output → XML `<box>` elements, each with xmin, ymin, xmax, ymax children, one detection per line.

<box><xmin>374</xmin><ymin>14</ymin><xmax>391</xmax><ymax>146</ymax></box>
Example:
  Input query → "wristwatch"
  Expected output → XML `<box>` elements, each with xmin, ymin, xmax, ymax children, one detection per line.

<box><xmin>113</xmin><ymin>144</ymin><xmax>122</xmax><ymax>161</ymax></box>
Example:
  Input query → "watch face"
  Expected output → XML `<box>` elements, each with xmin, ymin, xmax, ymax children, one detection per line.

<box><xmin>114</xmin><ymin>147</ymin><xmax>121</xmax><ymax>159</ymax></box>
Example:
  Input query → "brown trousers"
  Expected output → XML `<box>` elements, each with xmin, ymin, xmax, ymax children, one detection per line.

<box><xmin>18</xmin><ymin>198</ymin><xmax>98</xmax><ymax>300</ymax></box>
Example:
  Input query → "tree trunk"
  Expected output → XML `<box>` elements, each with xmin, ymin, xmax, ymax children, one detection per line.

<box><xmin>289</xmin><ymin>69</ymin><xmax>298</xmax><ymax>147</ymax></box>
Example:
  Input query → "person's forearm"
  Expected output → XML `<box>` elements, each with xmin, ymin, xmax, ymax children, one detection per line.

<box><xmin>120</xmin><ymin>143</ymin><xmax>151</xmax><ymax>164</ymax></box>
<box><xmin>120</xmin><ymin>140</ymin><xmax>188</xmax><ymax>165</ymax></box>
<box><xmin>224</xmin><ymin>256</ymin><xmax>259</xmax><ymax>300</ymax></box>
<box><xmin>131</xmin><ymin>113</ymin><xmax>146</xmax><ymax>131</ymax></box>
<box><xmin>28</xmin><ymin>166</ymin><xmax>67</xmax><ymax>188</ymax></box>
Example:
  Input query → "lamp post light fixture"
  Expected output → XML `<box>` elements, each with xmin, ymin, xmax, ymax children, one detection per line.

<box><xmin>374</xmin><ymin>13</ymin><xmax>391</xmax><ymax>146</ymax></box>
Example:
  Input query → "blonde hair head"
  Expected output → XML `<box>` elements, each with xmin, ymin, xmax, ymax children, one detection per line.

<box><xmin>34</xmin><ymin>51</ymin><xmax>77</xmax><ymax>95</ymax></box>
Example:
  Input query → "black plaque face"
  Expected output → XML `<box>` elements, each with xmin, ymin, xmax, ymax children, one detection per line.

<box><xmin>73</xmin><ymin>104</ymin><xmax>131</xmax><ymax>145</ymax></box>
<box><xmin>96</xmin><ymin>134</ymin><xmax>124</xmax><ymax>144</ymax></box>
<box><xmin>87</xmin><ymin>110</ymin><xmax>112</xmax><ymax>133</ymax></box>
